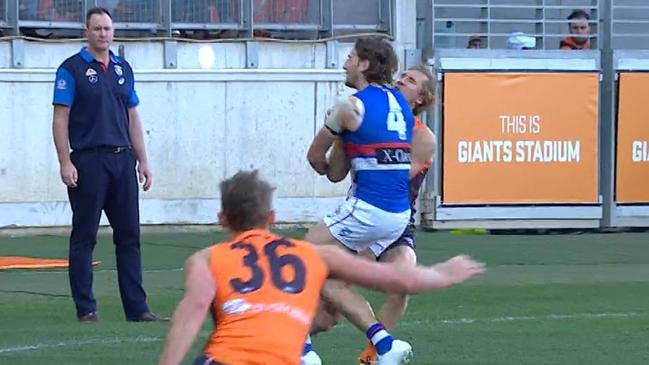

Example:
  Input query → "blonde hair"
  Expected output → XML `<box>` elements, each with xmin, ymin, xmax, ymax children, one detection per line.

<box><xmin>409</xmin><ymin>65</ymin><xmax>436</xmax><ymax>116</ymax></box>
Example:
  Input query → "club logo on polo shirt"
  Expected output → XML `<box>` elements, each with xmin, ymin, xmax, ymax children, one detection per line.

<box><xmin>86</xmin><ymin>68</ymin><xmax>98</xmax><ymax>84</ymax></box>
<box><xmin>56</xmin><ymin>79</ymin><xmax>67</xmax><ymax>90</ymax></box>
<box><xmin>114</xmin><ymin>65</ymin><xmax>123</xmax><ymax>77</ymax></box>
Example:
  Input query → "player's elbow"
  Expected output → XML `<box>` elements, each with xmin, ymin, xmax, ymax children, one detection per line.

<box><xmin>307</xmin><ymin>146</ymin><xmax>325</xmax><ymax>166</ymax></box>
<box><xmin>306</xmin><ymin>150</ymin><xmax>319</xmax><ymax>165</ymax></box>
<box><xmin>326</xmin><ymin>169</ymin><xmax>347</xmax><ymax>183</ymax></box>
<box><xmin>307</xmin><ymin>151</ymin><xmax>328</xmax><ymax>175</ymax></box>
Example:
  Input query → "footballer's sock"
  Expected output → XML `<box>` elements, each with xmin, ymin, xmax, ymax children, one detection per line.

<box><xmin>303</xmin><ymin>335</ymin><xmax>313</xmax><ymax>355</ymax></box>
<box><xmin>366</xmin><ymin>322</ymin><xmax>393</xmax><ymax>355</ymax></box>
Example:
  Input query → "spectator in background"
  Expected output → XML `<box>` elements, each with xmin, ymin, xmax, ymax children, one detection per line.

<box><xmin>507</xmin><ymin>32</ymin><xmax>536</xmax><ymax>50</ymax></box>
<box><xmin>467</xmin><ymin>35</ymin><xmax>482</xmax><ymax>49</ymax></box>
<box><xmin>560</xmin><ymin>9</ymin><xmax>591</xmax><ymax>50</ymax></box>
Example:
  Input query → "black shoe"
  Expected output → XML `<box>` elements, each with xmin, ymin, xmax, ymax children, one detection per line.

<box><xmin>78</xmin><ymin>311</ymin><xmax>99</xmax><ymax>322</ymax></box>
<box><xmin>127</xmin><ymin>312</ymin><xmax>169</xmax><ymax>322</ymax></box>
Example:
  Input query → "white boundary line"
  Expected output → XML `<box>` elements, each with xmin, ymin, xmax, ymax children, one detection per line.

<box><xmin>0</xmin><ymin>312</ymin><xmax>641</xmax><ymax>354</ymax></box>
<box><xmin>436</xmin><ymin>312</ymin><xmax>640</xmax><ymax>325</ymax></box>
<box><xmin>0</xmin><ymin>336</ymin><xmax>162</xmax><ymax>354</ymax></box>
<box><xmin>332</xmin><ymin>312</ymin><xmax>642</xmax><ymax>329</ymax></box>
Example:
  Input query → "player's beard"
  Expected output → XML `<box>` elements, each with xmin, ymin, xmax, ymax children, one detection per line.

<box><xmin>345</xmin><ymin>73</ymin><xmax>358</xmax><ymax>89</ymax></box>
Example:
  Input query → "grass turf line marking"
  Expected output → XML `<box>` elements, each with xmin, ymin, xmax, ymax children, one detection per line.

<box><xmin>421</xmin><ymin>312</ymin><xmax>640</xmax><ymax>326</ymax></box>
<box><xmin>0</xmin><ymin>312</ymin><xmax>641</xmax><ymax>353</ymax></box>
<box><xmin>0</xmin><ymin>336</ymin><xmax>161</xmax><ymax>354</ymax></box>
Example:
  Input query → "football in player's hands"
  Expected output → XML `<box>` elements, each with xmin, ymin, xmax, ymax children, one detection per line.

<box><xmin>325</xmin><ymin>97</ymin><xmax>363</xmax><ymax>134</ymax></box>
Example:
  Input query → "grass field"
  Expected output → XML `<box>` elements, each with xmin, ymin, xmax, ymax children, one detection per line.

<box><xmin>1</xmin><ymin>229</ymin><xmax>648</xmax><ymax>364</ymax></box>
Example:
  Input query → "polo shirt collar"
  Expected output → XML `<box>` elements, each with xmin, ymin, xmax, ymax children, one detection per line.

<box><xmin>80</xmin><ymin>47</ymin><xmax>121</xmax><ymax>64</ymax></box>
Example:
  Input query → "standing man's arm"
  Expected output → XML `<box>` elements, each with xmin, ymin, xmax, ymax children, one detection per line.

<box><xmin>53</xmin><ymin>106</ymin><xmax>77</xmax><ymax>187</ymax></box>
<box><xmin>128</xmin><ymin>107</ymin><xmax>152</xmax><ymax>191</ymax></box>
<box><xmin>159</xmin><ymin>249</ymin><xmax>215</xmax><ymax>365</ymax></box>
<box><xmin>125</xmin><ymin>67</ymin><xmax>152</xmax><ymax>191</ymax></box>
<box><xmin>52</xmin><ymin>66</ymin><xmax>77</xmax><ymax>188</ymax></box>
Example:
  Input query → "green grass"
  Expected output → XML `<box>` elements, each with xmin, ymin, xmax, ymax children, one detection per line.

<box><xmin>1</xmin><ymin>230</ymin><xmax>648</xmax><ymax>364</ymax></box>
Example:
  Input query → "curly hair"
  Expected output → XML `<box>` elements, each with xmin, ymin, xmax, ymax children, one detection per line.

<box><xmin>354</xmin><ymin>37</ymin><xmax>399</xmax><ymax>85</ymax></box>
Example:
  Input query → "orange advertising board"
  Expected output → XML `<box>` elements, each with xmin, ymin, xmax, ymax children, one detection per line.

<box><xmin>615</xmin><ymin>72</ymin><xmax>649</xmax><ymax>203</ymax></box>
<box><xmin>442</xmin><ymin>72</ymin><xmax>599</xmax><ymax>205</ymax></box>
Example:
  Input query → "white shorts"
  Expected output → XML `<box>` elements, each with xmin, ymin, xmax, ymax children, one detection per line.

<box><xmin>323</xmin><ymin>197</ymin><xmax>410</xmax><ymax>255</ymax></box>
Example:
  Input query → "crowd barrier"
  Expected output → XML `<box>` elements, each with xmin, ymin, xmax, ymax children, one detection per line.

<box><xmin>422</xmin><ymin>49</ymin><xmax>607</xmax><ymax>229</ymax></box>
<box><xmin>603</xmin><ymin>50</ymin><xmax>649</xmax><ymax>227</ymax></box>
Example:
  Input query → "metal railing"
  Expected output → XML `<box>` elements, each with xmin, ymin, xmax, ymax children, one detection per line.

<box><xmin>428</xmin><ymin>0</ymin><xmax>601</xmax><ymax>50</ymax></box>
<box><xmin>171</xmin><ymin>0</ymin><xmax>242</xmax><ymax>28</ymax></box>
<box><xmin>98</xmin><ymin>0</ymin><xmax>159</xmax><ymax>24</ymax></box>
<box><xmin>424</xmin><ymin>0</ymin><xmax>649</xmax><ymax>50</ymax></box>
<box><xmin>612</xmin><ymin>0</ymin><xmax>649</xmax><ymax>49</ymax></box>
<box><xmin>0</xmin><ymin>0</ymin><xmax>7</xmax><ymax>28</ymax></box>
<box><xmin>334</xmin><ymin>0</ymin><xmax>389</xmax><ymax>32</ymax></box>
<box><xmin>0</xmin><ymin>0</ymin><xmax>392</xmax><ymax>38</ymax></box>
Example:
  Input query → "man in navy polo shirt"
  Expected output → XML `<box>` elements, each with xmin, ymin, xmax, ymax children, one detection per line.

<box><xmin>52</xmin><ymin>7</ymin><xmax>165</xmax><ymax>323</ymax></box>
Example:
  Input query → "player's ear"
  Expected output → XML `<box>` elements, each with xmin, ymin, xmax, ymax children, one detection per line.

<box><xmin>267</xmin><ymin>210</ymin><xmax>276</xmax><ymax>227</ymax></box>
<box><xmin>358</xmin><ymin>59</ymin><xmax>370</xmax><ymax>73</ymax></box>
<box><xmin>416</xmin><ymin>95</ymin><xmax>424</xmax><ymax>109</ymax></box>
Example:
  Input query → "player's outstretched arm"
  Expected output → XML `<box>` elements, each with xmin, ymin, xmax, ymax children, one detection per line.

<box><xmin>316</xmin><ymin>245</ymin><xmax>484</xmax><ymax>294</ymax></box>
<box><xmin>159</xmin><ymin>249</ymin><xmax>215</xmax><ymax>365</ymax></box>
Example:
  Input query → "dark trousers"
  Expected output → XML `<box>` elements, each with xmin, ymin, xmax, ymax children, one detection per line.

<box><xmin>67</xmin><ymin>149</ymin><xmax>148</xmax><ymax>319</ymax></box>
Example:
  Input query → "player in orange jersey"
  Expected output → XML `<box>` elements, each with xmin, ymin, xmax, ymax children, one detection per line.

<box><xmin>158</xmin><ymin>170</ymin><xmax>483</xmax><ymax>365</ymax></box>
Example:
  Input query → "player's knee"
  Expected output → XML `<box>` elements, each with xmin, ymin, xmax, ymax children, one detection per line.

<box><xmin>311</xmin><ymin>312</ymin><xmax>340</xmax><ymax>335</ymax></box>
<box><xmin>321</xmin><ymin>280</ymin><xmax>350</xmax><ymax>307</ymax></box>
<box><xmin>304</xmin><ymin>226</ymin><xmax>318</xmax><ymax>242</ymax></box>
<box><xmin>310</xmin><ymin>316</ymin><xmax>327</xmax><ymax>335</ymax></box>
<box><xmin>305</xmin><ymin>222</ymin><xmax>331</xmax><ymax>244</ymax></box>
<box><xmin>311</xmin><ymin>301</ymin><xmax>341</xmax><ymax>334</ymax></box>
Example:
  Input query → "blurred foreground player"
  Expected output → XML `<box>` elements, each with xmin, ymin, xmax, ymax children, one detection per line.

<box><xmin>158</xmin><ymin>170</ymin><xmax>484</xmax><ymax>365</ymax></box>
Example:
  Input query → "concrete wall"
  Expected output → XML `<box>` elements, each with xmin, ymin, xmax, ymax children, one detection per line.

<box><xmin>0</xmin><ymin>0</ymin><xmax>419</xmax><ymax>228</ymax></box>
<box><xmin>0</xmin><ymin>41</ymin><xmax>362</xmax><ymax>228</ymax></box>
